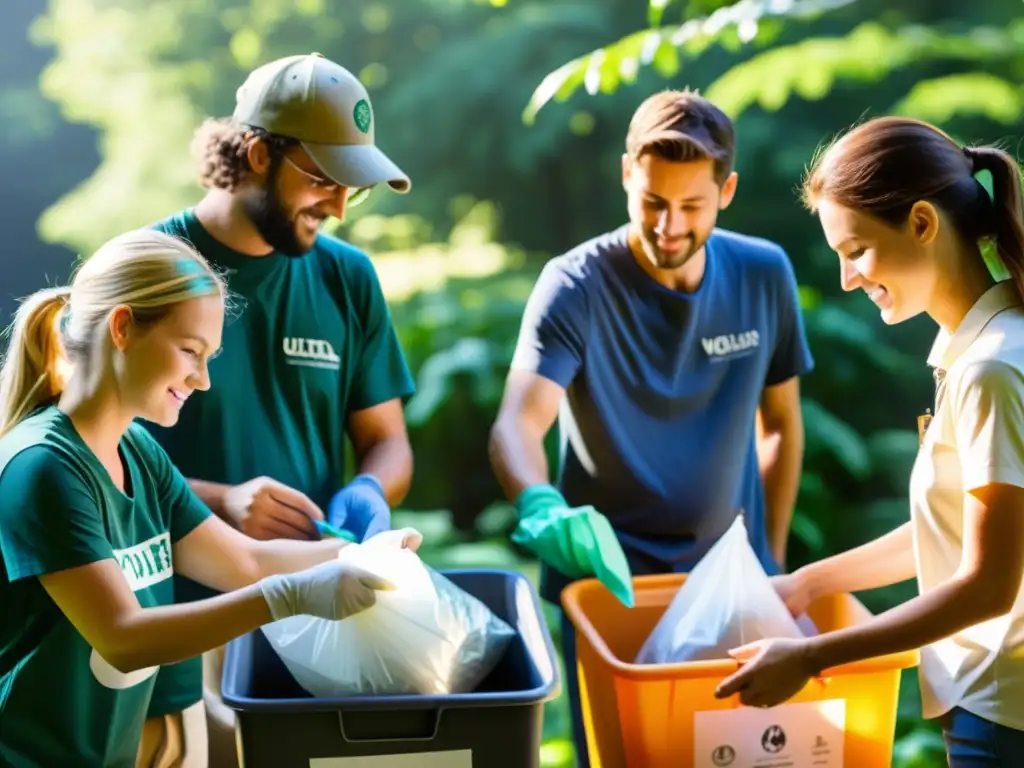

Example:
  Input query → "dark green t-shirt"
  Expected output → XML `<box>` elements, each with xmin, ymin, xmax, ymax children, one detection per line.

<box><xmin>144</xmin><ymin>209</ymin><xmax>416</xmax><ymax>716</ymax></box>
<box><xmin>0</xmin><ymin>406</ymin><xmax>211</xmax><ymax>767</ymax></box>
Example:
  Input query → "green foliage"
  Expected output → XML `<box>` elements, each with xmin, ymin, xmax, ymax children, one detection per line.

<box><xmin>801</xmin><ymin>398</ymin><xmax>871</xmax><ymax>479</ymax></box>
<box><xmin>705</xmin><ymin>20</ymin><xmax>1024</xmax><ymax>119</ymax></box>
<box><xmin>32</xmin><ymin>0</ymin><xmax>637</xmax><ymax>257</ymax></box>
<box><xmin>892</xmin><ymin>72</ymin><xmax>1024</xmax><ymax>125</ymax></box>
<box><xmin>893</xmin><ymin>727</ymin><xmax>947</xmax><ymax>767</ymax></box>
<box><xmin>522</xmin><ymin>0</ymin><xmax>860</xmax><ymax>124</ymax></box>
<box><xmin>339</xmin><ymin>200</ymin><xmax>545</xmax><ymax>525</ymax></box>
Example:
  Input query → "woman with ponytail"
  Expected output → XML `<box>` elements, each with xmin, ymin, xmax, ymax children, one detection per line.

<box><xmin>0</xmin><ymin>229</ymin><xmax>420</xmax><ymax>767</ymax></box>
<box><xmin>713</xmin><ymin>118</ymin><xmax>1024</xmax><ymax>762</ymax></box>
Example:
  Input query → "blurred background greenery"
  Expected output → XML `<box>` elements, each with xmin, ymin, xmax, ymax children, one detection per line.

<box><xmin>4</xmin><ymin>0</ymin><xmax>1023</xmax><ymax>764</ymax></box>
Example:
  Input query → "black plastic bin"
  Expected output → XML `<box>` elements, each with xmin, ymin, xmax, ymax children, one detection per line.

<box><xmin>221</xmin><ymin>568</ymin><xmax>560</xmax><ymax>767</ymax></box>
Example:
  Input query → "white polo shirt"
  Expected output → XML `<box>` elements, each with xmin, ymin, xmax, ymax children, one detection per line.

<box><xmin>911</xmin><ymin>279</ymin><xmax>1024</xmax><ymax>729</ymax></box>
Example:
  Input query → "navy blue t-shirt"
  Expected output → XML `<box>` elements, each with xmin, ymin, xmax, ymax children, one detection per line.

<box><xmin>510</xmin><ymin>225</ymin><xmax>814</xmax><ymax>602</ymax></box>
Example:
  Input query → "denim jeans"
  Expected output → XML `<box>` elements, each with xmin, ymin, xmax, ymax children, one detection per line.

<box><xmin>941</xmin><ymin>707</ymin><xmax>1024</xmax><ymax>767</ymax></box>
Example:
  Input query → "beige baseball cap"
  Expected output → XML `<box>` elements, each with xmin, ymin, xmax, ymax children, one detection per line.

<box><xmin>233</xmin><ymin>52</ymin><xmax>411</xmax><ymax>193</ymax></box>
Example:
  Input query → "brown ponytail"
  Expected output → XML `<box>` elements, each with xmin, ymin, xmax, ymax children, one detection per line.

<box><xmin>803</xmin><ymin>117</ymin><xmax>1024</xmax><ymax>301</ymax></box>
<box><xmin>965</xmin><ymin>146</ymin><xmax>1024</xmax><ymax>301</ymax></box>
<box><xmin>0</xmin><ymin>287</ymin><xmax>73</xmax><ymax>437</ymax></box>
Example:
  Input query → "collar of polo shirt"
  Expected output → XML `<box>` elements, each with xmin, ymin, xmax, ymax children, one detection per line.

<box><xmin>927</xmin><ymin>280</ymin><xmax>1023</xmax><ymax>372</ymax></box>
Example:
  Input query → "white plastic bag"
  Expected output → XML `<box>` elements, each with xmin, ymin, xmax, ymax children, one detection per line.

<box><xmin>261</xmin><ymin>542</ymin><xmax>516</xmax><ymax>697</ymax></box>
<box><xmin>635</xmin><ymin>515</ymin><xmax>815</xmax><ymax>664</ymax></box>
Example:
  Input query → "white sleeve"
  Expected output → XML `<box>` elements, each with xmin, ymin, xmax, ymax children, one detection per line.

<box><xmin>954</xmin><ymin>359</ymin><xmax>1024</xmax><ymax>490</ymax></box>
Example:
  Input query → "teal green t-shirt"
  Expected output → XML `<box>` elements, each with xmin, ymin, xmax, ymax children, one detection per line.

<box><xmin>143</xmin><ymin>209</ymin><xmax>416</xmax><ymax>716</ymax></box>
<box><xmin>0</xmin><ymin>406</ymin><xmax>211</xmax><ymax>767</ymax></box>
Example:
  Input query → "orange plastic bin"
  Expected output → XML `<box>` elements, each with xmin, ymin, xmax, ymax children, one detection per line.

<box><xmin>562</xmin><ymin>573</ymin><xmax>919</xmax><ymax>768</ymax></box>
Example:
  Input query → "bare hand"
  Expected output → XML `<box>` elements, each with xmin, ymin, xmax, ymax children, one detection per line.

<box><xmin>223</xmin><ymin>476</ymin><xmax>324</xmax><ymax>541</ymax></box>
<box><xmin>770</xmin><ymin>571</ymin><xmax>816</xmax><ymax>618</ymax></box>
<box><xmin>363</xmin><ymin>527</ymin><xmax>424</xmax><ymax>553</ymax></box>
<box><xmin>714</xmin><ymin>637</ymin><xmax>819</xmax><ymax>707</ymax></box>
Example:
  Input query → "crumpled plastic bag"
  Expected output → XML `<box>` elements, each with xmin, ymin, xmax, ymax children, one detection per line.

<box><xmin>635</xmin><ymin>515</ymin><xmax>816</xmax><ymax>664</ymax></box>
<box><xmin>261</xmin><ymin>542</ymin><xmax>516</xmax><ymax>697</ymax></box>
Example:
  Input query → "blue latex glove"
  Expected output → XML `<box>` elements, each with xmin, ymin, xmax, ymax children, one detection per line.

<box><xmin>327</xmin><ymin>474</ymin><xmax>391</xmax><ymax>542</ymax></box>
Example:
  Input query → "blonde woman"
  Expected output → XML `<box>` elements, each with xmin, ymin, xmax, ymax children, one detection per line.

<box><xmin>0</xmin><ymin>229</ymin><xmax>420</xmax><ymax>767</ymax></box>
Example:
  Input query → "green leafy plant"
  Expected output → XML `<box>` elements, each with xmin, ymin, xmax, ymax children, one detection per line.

<box><xmin>523</xmin><ymin>0</ymin><xmax>860</xmax><ymax>124</ymax></box>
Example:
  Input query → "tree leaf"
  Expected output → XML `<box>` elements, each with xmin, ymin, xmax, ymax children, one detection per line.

<box><xmin>404</xmin><ymin>337</ymin><xmax>498</xmax><ymax>425</ymax></box>
<box><xmin>475</xmin><ymin>501</ymin><xmax>518</xmax><ymax>537</ymax></box>
<box><xmin>429</xmin><ymin>541</ymin><xmax>525</xmax><ymax>569</ymax></box>
<box><xmin>704</xmin><ymin>20</ymin><xmax>1023</xmax><ymax>119</ymax></box>
<box><xmin>391</xmin><ymin>509</ymin><xmax>458</xmax><ymax>544</ymax></box>
<box><xmin>648</xmin><ymin>0</ymin><xmax>673</xmax><ymax>29</ymax></box>
<box><xmin>802</xmin><ymin>398</ymin><xmax>872</xmax><ymax>479</ymax></box>
<box><xmin>866</xmin><ymin>429</ymin><xmax>920</xmax><ymax>488</ymax></box>
<box><xmin>891</xmin><ymin>72</ymin><xmax>1024</xmax><ymax>125</ymax></box>
<box><xmin>790</xmin><ymin>509</ymin><xmax>826</xmax><ymax>556</ymax></box>
<box><xmin>523</xmin><ymin>0</ymin><xmax>860</xmax><ymax>121</ymax></box>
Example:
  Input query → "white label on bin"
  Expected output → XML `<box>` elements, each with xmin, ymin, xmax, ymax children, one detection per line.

<box><xmin>694</xmin><ymin>699</ymin><xmax>845</xmax><ymax>768</ymax></box>
<box><xmin>309</xmin><ymin>750</ymin><xmax>472</xmax><ymax>768</ymax></box>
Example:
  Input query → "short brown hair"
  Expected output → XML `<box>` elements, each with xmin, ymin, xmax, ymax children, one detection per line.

<box><xmin>803</xmin><ymin>117</ymin><xmax>1024</xmax><ymax>301</ymax></box>
<box><xmin>190</xmin><ymin>117</ymin><xmax>298</xmax><ymax>192</ymax></box>
<box><xmin>625</xmin><ymin>89</ymin><xmax>736</xmax><ymax>186</ymax></box>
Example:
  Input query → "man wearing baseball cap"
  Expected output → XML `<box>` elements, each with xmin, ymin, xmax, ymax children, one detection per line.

<box><xmin>489</xmin><ymin>88</ymin><xmax>814</xmax><ymax>766</ymax></box>
<box><xmin>137</xmin><ymin>53</ymin><xmax>417</xmax><ymax>767</ymax></box>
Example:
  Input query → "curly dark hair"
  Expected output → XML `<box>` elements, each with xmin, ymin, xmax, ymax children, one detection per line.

<box><xmin>190</xmin><ymin>118</ymin><xmax>298</xmax><ymax>191</ymax></box>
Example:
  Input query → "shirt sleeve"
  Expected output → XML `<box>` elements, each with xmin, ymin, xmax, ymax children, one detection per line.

<box><xmin>765</xmin><ymin>248</ymin><xmax>815</xmax><ymax>387</ymax></box>
<box><xmin>348</xmin><ymin>259</ymin><xmax>417</xmax><ymax>411</ymax></box>
<box><xmin>0</xmin><ymin>446</ymin><xmax>113</xmax><ymax>582</ymax></box>
<box><xmin>953</xmin><ymin>359</ymin><xmax>1024</xmax><ymax>491</ymax></box>
<box><xmin>132</xmin><ymin>426</ymin><xmax>212</xmax><ymax>542</ymax></box>
<box><xmin>509</xmin><ymin>260</ymin><xmax>588</xmax><ymax>388</ymax></box>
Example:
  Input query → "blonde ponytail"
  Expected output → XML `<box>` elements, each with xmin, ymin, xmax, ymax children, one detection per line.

<box><xmin>0</xmin><ymin>286</ymin><xmax>73</xmax><ymax>437</ymax></box>
<box><xmin>0</xmin><ymin>229</ymin><xmax>224</xmax><ymax>438</ymax></box>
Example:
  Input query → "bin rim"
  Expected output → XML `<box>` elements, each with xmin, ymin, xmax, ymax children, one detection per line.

<box><xmin>222</xmin><ymin>566</ymin><xmax>561</xmax><ymax>713</ymax></box>
<box><xmin>221</xmin><ymin>686</ymin><xmax>553</xmax><ymax>713</ymax></box>
<box><xmin>561</xmin><ymin>574</ymin><xmax>919</xmax><ymax>683</ymax></box>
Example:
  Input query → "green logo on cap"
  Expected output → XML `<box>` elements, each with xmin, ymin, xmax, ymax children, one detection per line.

<box><xmin>353</xmin><ymin>99</ymin><xmax>372</xmax><ymax>133</ymax></box>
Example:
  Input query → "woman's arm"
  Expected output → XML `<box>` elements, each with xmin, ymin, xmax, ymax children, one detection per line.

<box><xmin>40</xmin><ymin>518</ymin><xmax>422</xmax><ymax>673</ymax></box>
<box><xmin>805</xmin><ymin>483</ymin><xmax>1024</xmax><ymax>673</ymax></box>
<box><xmin>39</xmin><ymin>559</ymin><xmax>272</xmax><ymax>673</ymax></box>
<box><xmin>172</xmin><ymin>514</ymin><xmax>349</xmax><ymax>592</ymax></box>
<box><xmin>798</xmin><ymin>521</ymin><xmax>916</xmax><ymax>601</ymax></box>
<box><xmin>171</xmin><ymin>515</ymin><xmax>422</xmax><ymax>593</ymax></box>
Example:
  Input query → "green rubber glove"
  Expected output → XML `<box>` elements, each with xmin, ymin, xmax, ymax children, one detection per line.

<box><xmin>512</xmin><ymin>484</ymin><xmax>635</xmax><ymax>608</ymax></box>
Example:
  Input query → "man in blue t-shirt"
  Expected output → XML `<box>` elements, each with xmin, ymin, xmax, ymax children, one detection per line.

<box><xmin>489</xmin><ymin>89</ymin><xmax>814</xmax><ymax>766</ymax></box>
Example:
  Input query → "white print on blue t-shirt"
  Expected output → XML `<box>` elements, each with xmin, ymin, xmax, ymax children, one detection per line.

<box><xmin>701</xmin><ymin>330</ymin><xmax>760</xmax><ymax>360</ymax></box>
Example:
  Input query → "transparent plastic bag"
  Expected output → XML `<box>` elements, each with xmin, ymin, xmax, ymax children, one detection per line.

<box><xmin>261</xmin><ymin>543</ymin><xmax>516</xmax><ymax>697</ymax></box>
<box><xmin>635</xmin><ymin>515</ymin><xmax>816</xmax><ymax>664</ymax></box>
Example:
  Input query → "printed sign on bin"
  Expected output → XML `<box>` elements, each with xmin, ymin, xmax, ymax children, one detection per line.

<box><xmin>694</xmin><ymin>699</ymin><xmax>846</xmax><ymax>768</ymax></box>
<box><xmin>310</xmin><ymin>751</ymin><xmax>472</xmax><ymax>768</ymax></box>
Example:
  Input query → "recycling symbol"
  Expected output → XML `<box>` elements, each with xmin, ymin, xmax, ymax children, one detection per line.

<box><xmin>711</xmin><ymin>744</ymin><xmax>736</xmax><ymax>766</ymax></box>
<box><xmin>353</xmin><ymin>99</ymin><xmax>372</xmax><ymax>133</ymax></box>
<box><xmin>761</xmin><ymin>725</ymin><xmax>786</xmax><ymax>753</ymax></box>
